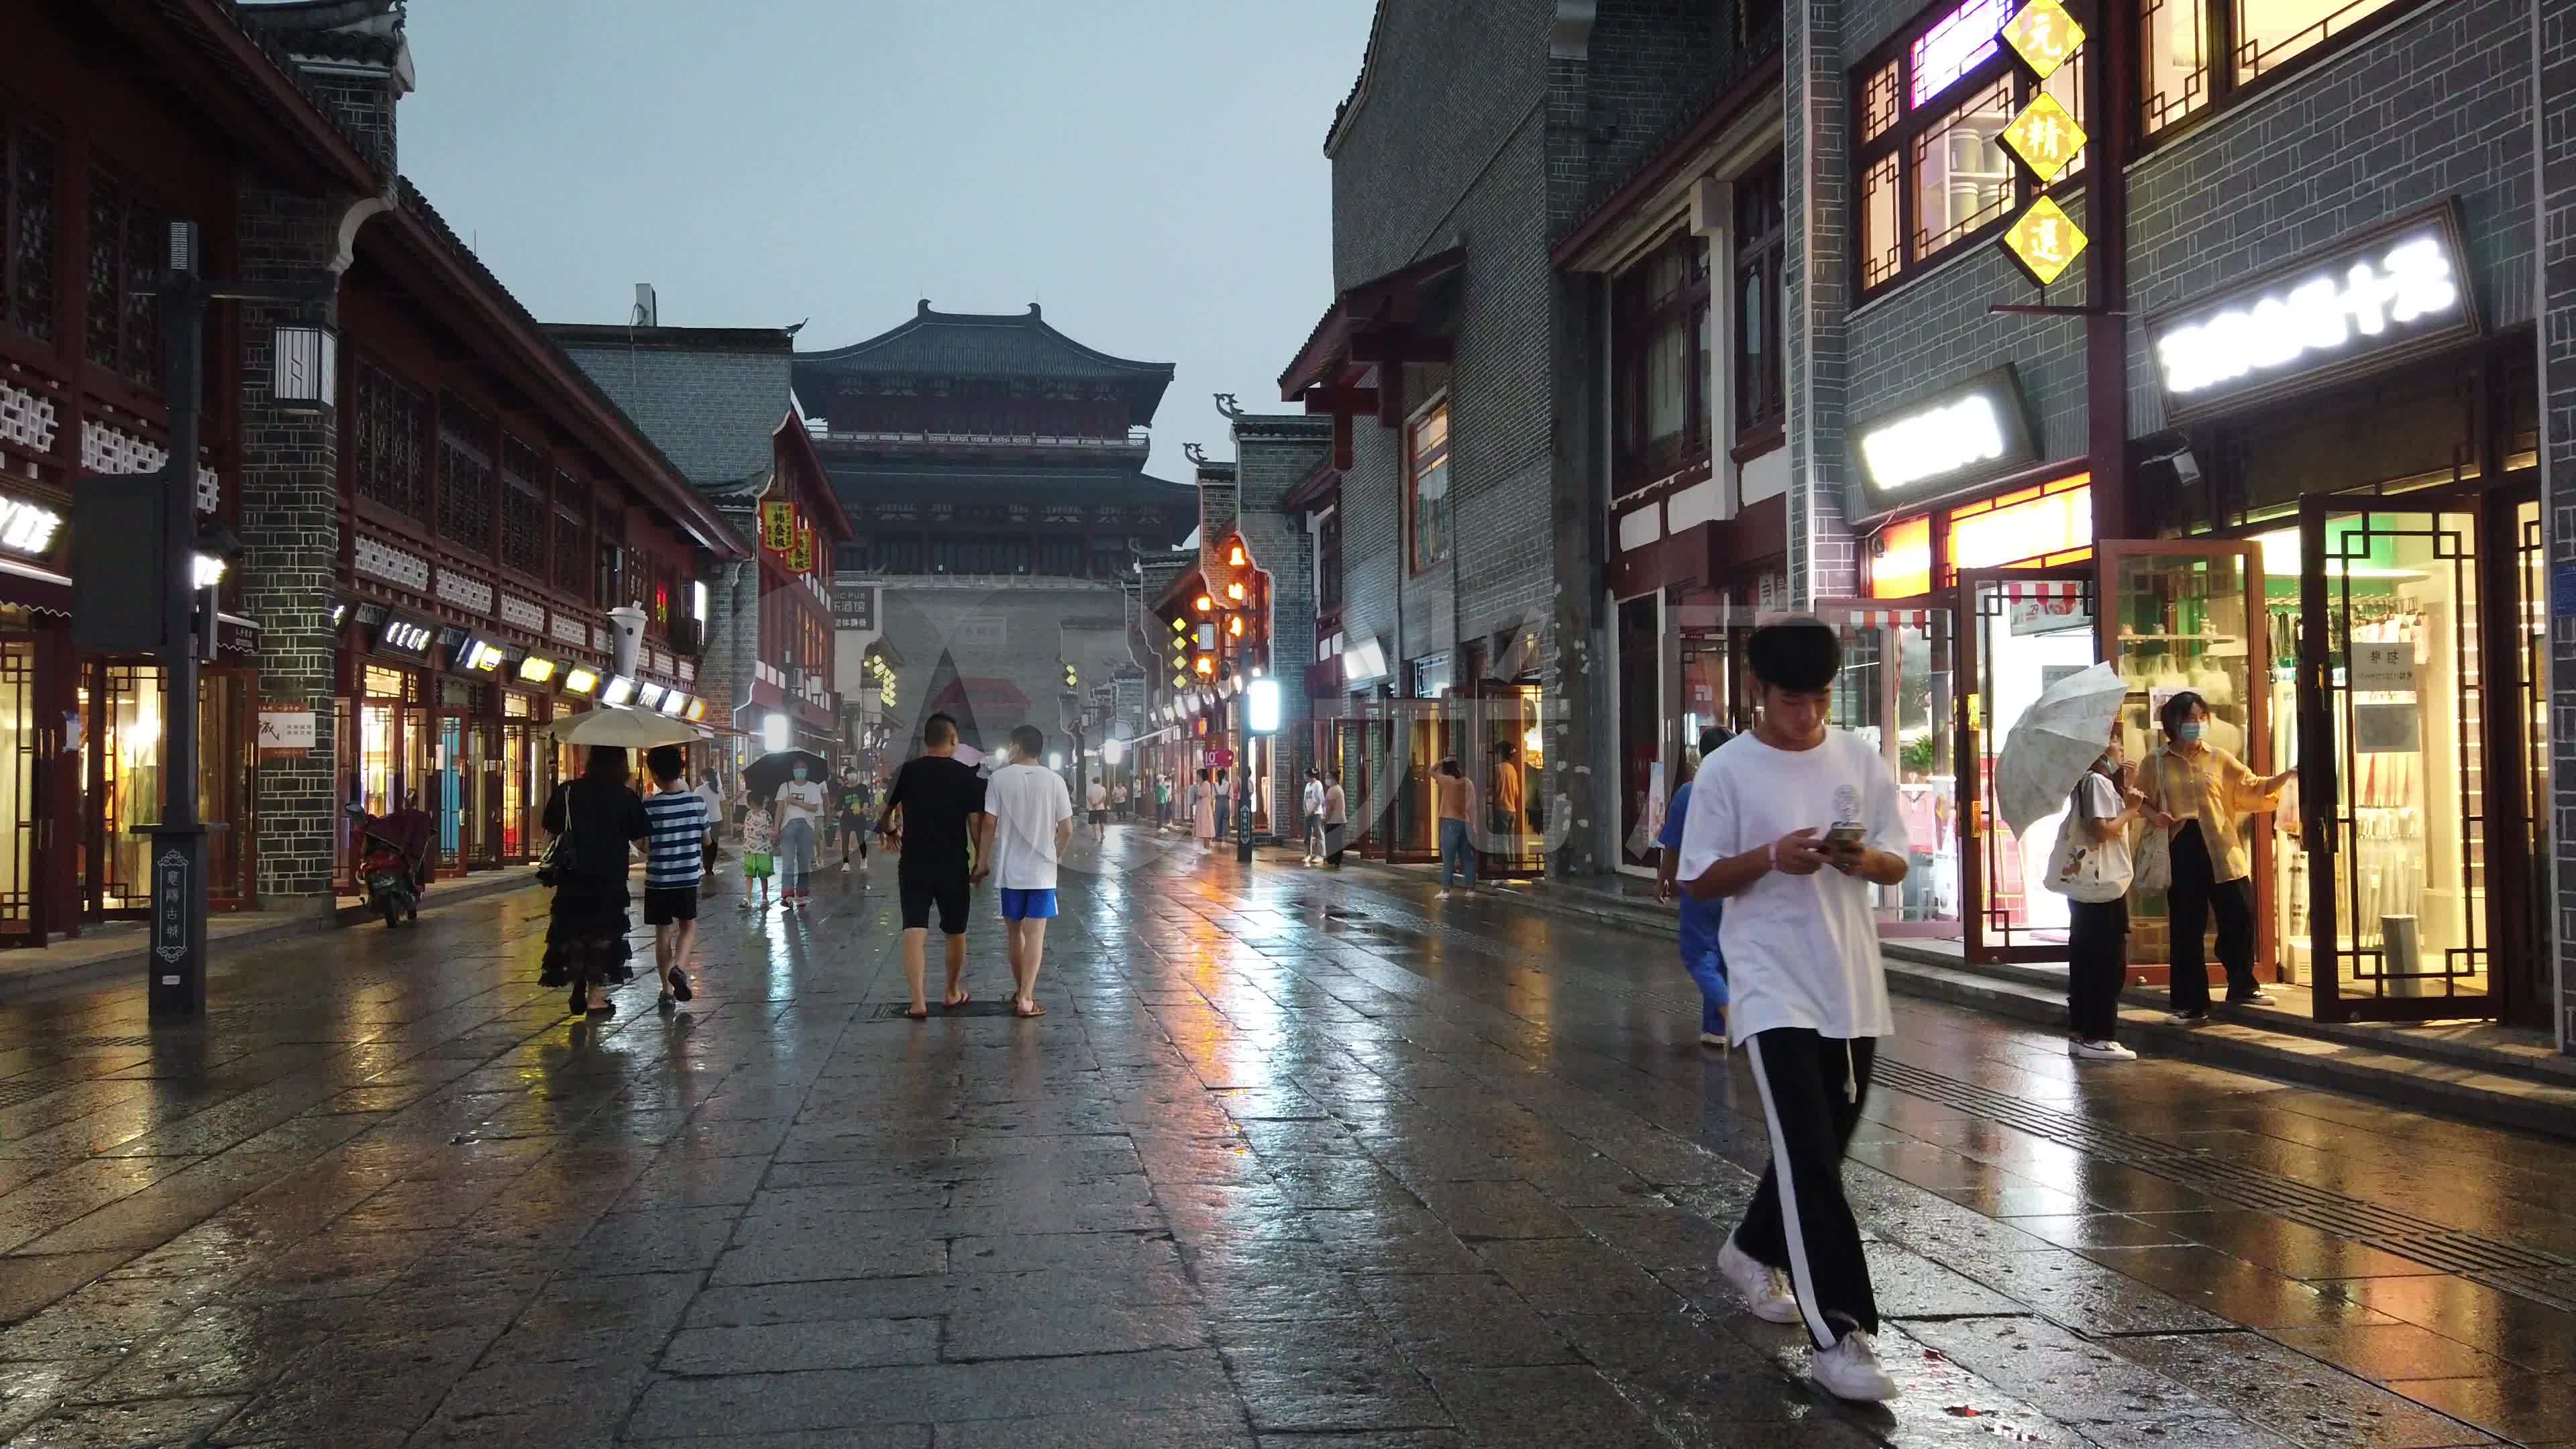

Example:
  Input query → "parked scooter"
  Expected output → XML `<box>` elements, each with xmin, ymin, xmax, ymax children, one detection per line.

<box><xmin>349</xmin><ymin>804</ymin><xmax>433</xmax><ymax>928</ymax></box>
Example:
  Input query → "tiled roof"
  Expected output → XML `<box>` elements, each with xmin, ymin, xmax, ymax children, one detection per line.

<box><xmin>553</xmin><ymin>328</ymin><xmax>793</xmax><ymax>490</ymax></box>
<box><xmin>798</xmin><ymin>303</ymin><xmax>1175</xmax><ymax>387</ymax></box>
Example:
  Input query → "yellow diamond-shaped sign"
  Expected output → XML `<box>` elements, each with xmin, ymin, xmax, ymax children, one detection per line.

<box><xmin>2000</xmin><ymin>93</ymin><xmax>2087</xmax><ymax>184</ymax></box>
<box><xmin>2000</xmin><ymin>197</ymin><xmax>2088</xmax><ymax>286</ymax></box>
<box><xmin>2001</xmin><ymin>0</ymin><xmax>2084</xmax><ymax>80</ymax></box>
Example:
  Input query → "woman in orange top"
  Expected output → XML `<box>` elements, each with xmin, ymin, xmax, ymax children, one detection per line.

<box><xmin>2139</xmin><ymin>690</ymin><xmax>2292</xmax><ymax>1022</ymax></box>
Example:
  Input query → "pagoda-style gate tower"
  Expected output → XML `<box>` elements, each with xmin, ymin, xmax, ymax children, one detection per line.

<box><xmin>801</xmin><ymin>303</ymin><xmax>1193</xmax><ymax>763</ymax></box>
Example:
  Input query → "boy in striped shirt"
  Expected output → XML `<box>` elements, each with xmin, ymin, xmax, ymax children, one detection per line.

<box><xmin>643</xmin><ymin>745</ymin><xmax>710</xmax><ymax>1012</ymax></box>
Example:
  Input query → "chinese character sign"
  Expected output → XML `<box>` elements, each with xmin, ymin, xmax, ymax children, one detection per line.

<box><xmin>2000</xmin><ymin>93</ymin><xmax>2085</xmax><ymax>184</ymax></box>
<box><xmin>787</xmin><ymin>520</ymin><xmax>814</xmax><ymax>574</ymax></box>
<box><xmin>2000</xmin><ymin>0</ymin><xmax>2082</xmax><ymax>79</ymax></box>
<box><xmin>761</xmin><ymin>500</ymin><xmax>797</xmax><ymax>553</ymax></box>
<box><xmin>2001</xmin><ymin>197</ymin><xmax>2087</xmax><ymax>286</ymax></box>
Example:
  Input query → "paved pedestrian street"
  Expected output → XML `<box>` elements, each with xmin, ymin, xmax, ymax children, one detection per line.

<box><xmin>1</xmin><ymin>833</ymin><xmax>2571</xmax><ymax>1448</ymax></box>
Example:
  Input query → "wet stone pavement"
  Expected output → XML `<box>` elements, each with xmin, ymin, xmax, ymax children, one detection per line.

<box><xmin>1</xmin><ymin>830</ymin><xmax>2573</xmax><ymax>1448</ymax></box>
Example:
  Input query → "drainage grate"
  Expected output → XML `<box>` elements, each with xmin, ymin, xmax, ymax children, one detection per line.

<box><xmin>1872</xmin><ymin>1058</ymin><xmax>2576</xmax><ymax>1307</ymax></box>
<box><xmin>863</xmin><ymin>1000</ymin><xmax>1022</xmax><ymax>1021</ymax></box>
<box><xmin>0</xmin><ymin>1080</ymin><xmax>64</xmax><ymax>1109</ymax></box>
<box><xmin>62</xmin><ymin>1035</ymin><xmax>157</xmax><ymax>1048</ymax></box>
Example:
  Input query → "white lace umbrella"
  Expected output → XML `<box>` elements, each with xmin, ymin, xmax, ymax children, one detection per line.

<box><xmin>547</xmin><ymin>706</ymin><xmax>704</xmax><ymax>749</ymax></box>
<box><xmin>1996</xmin><ymin>661</ymin><xmax>2127</xmax><ymax>840</ymax></box>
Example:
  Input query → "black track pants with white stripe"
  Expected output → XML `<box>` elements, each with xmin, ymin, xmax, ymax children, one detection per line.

<box><xmin>1735</xmin><ymin>1028</ymin><xmax>1880</xmax><ymax>1347</ymax></box>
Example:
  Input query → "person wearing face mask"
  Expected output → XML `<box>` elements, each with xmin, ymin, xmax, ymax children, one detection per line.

<box><xmin>2063</xmin><ymin>720</ymin><xmax>2145</xmax><ymax>1059</ymax></box>
<box><xmin>2139</xmin><ymin>691</ymin><xmax>2292</xmax><ymax>1023</ymax></box>
<box><xmin>773</xmin><ymin>763</ymin><xmax>828</xmax><ymax>911</ymax></box>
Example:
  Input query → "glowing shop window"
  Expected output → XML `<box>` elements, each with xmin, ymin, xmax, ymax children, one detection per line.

<box><xmin>1911</xmin><ymin>0</ymin><xmax>2013</xmax><ymax>107</ymax></box>
<box><xmin>1947</xmin><ymin>478</ymin><xmax>2092</xmax><ymax>572</ymax></box>
<box><xmin>1871</xmin><ymin>515</ymin><xmax>1935</xmax><ymax>598</ymax></box>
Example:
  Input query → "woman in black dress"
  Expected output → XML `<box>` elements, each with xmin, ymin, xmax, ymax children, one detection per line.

<box><xmin>539</xmin><ymin>745</ymin><xmax>651</xmax><ymax>1016</ymax></box>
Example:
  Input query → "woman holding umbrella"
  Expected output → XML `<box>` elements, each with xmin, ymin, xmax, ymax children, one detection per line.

<box><xmin>540</xmin><ymin>745</ymin><xmax>651</xmax><ymax>1016</ymax></box>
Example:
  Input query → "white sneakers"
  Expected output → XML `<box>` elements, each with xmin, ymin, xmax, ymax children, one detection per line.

<box><xmin>1717</xmin><ymin>1232</ymin><xmax>1801</xmax><ymax>1325</ymax></box>
<box><xmin>2070</xmin><ymin>1038</ymin><xmax>2137</xmax><ymax>1061</ymax></box>
<box><xmin>2236</xmin><ymin>989</ymin><xmax>2277</xmax><ymax>1006</ymax></box>
<box><xmin>1811</xmin><ymin>1331</ymin><xmax>1900</xmax><ymax>1401</ymax></box>
<box><xmin>1699</xmin><ymin>1030</ymin><xmax>1729</xmax><ymax>1050</ymax></box>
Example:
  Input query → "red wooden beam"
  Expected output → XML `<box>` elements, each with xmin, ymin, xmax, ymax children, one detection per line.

<box><xmin>1377</xmin><ymin>364</ymin><xmax>1408</xmax><ymax>429</ymax></box>
<box><xmin>1332</xmin><ymin>412</ymin><xmax>1354</xmax><ymax>471</ymax></box>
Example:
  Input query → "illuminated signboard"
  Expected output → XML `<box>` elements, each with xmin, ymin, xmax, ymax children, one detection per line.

<box><xmin>458</xmin><ymin>637</ymin><xmax>506</xmax><ymax>673</ymax></box>
<box><xmin>600</xmin><ymin>676</ymin><xmax>638</xmax><ymax>708</ymax></box>
<box><xmin>1846</xmin><ymin>364</ymin><xmax>2037</xmax><ymax>519</ymax></box>
<box><xmin>0</xmin><ymin>496</ymin><xmax>64</xmax><ymax>557</ymax></box>
<box><xmin>375</xmin><ymin>616</ymin><xmax>433</xmax><ymax>659</ymax></box>
<box><xmin>518</xmin><ymin>655</ymin><xmax>558</xmax><ymax>685</ymax></box>
<box><xmin>559</xmin><ymin>666</ymin><xmax>601</xmax><ymax>698</ymax></box>
<box><xmin>656</xmin><ymin>690</ymin><xmax>690</xmax><ymax>718</ymax></box>
<box><xmin>2000</xmin><ymin>0</ymin><xmax>2081</xmax><ymax>78</ymax></box>
<box><xmin>635</xmin><ymin>682</ymin><xmax>668</xmax><ymax>710</ymax></box>
<box><xmin>2149</xmin><ymin>204</ymin><xmax>2477</xmax><ymax>421</ymax></box>
<box><xmin>2000</xmin><ymin>195</ymin><xmax>2086</xmax><ymax>286</ymax></box>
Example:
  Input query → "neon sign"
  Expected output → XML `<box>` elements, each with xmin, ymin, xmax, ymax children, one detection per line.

<box><xmin>1848</xmin><ymin>365</ymin><xmax>2037</xmax><ymax>516</ymax></box>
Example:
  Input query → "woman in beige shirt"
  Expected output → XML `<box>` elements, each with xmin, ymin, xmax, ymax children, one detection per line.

<box><xmin>2139</xmin><ymin>690</ymin><xmax>2292</xmax><ymax>1022</ymax></box>
<box><xmin>1433</xmin><ymin>758</ymin><xmax>1476</xmax><ymax>897</ymax></box>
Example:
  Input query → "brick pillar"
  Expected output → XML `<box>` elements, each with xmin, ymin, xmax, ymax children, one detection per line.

<box><xmin>236</xmin><ymin>184</ymin><xmax>355</xmax><ymax>902</ymax></box>
<box><xmin>702</xmin><ymin>557</ymin><xmax>758</xmax><ymax>781</ymax></box>
<box><xmin>2538</xmin><ymin>0</ymin><xmax>2576</xmax><ymax>1051</ymax></box>
<box><xmin>1785</xmin><ymin>0</ymin><xmax>1857</xmax><ymax>604</ymax></box>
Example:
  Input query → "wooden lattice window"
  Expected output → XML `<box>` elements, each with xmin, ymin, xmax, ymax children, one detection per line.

<box><xmin>500</xmin><ymin>436</ymin><xmax>544</xmax><ymax>576</ymax></box>
<box><xmin>350</xmin><ymin>360</ymin><xmax>427</xmax><ymax>518</ymax></box>
<box><xmin>84</xmin><ymin>168</ymin><xmax>160</xmax><ymax>386</ymax></box>
<box><xmin>436</xmin><ymin>394</ymin><xmax>496</xmax><ymax>555</ymax></box>
<box><xmin>552</xmin><ymin>471</ymin><xmax>587</xmax><ymax>596</ymax></box>
<box><xmin>2</xmin><ymin>114</ymin><xmax>56</xmax><ymax>343</ymax></box>
<box><xmin>594</xmin><ymin>504</ymin><xmax>623</xmax><ymax>608</ymax></box>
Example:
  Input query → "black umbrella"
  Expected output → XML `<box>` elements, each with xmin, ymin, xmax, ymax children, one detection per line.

<box><xmin>742</xmin><ymin>749</ymin><xmax>830</xmax><ymax>802</ymax></box>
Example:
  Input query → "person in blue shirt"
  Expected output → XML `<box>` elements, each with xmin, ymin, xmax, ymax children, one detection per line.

<box><xmin>1656</xmin><ymin>724</ymin><xmax>1733</xmax><ymax>1047</ymax></box>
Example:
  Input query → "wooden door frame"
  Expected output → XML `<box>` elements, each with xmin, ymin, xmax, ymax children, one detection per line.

<box><xmin>2094</xmin><ymin>537</ymin><xmax>2274</xmax><ymax>987</ymax></box>
<box><xmin>2298</xmin><ymin>493</ymin><xmax>2504</xmax><ymax>1024</ymax></box>
<box><xmin>1955</xmin><ymin>566</ymin><xmax>2102</xmax><ymax>964</ymax></box>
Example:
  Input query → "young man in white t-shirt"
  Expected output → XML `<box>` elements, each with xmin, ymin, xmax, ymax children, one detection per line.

<box><xmin>977</xmin><ymin>724</ymin><xmax>1074</xmax><ymax>1019</ymax></box>
<box><xmin>1676</xmin><ymin>616</ymin><xmax>1910</xmax><ymax>1404</ymax></box>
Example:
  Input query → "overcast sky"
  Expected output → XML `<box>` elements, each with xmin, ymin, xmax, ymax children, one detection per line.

<box><xmin>395</xmin><ymin>2</ymin><xmax>1369</xmax><ymax>479</ymax></box>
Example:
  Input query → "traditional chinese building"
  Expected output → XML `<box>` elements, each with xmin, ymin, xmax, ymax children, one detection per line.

<box><xmin>798</xmin><ymin>303</ymin><xmax>1193</xmax><ymax>761</ymax></box>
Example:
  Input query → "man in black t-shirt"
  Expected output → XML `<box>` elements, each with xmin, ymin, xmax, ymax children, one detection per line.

<box><xmin>879</xmin><ymin>712</ymin><xmax>989</xmax><ymax>1019</ymax></box>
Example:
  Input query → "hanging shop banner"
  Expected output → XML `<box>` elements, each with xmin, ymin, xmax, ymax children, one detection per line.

<box><xmin>1845</xmin><ymin>364</ymin><xmax>2039</xmax><ymax>520</ymax></box>
<box><xmin>788</xmin><ymin>519</ymin><xmax>814</xmax><ymax>574</ymax></box>
<box><xmin>761</xmin><ymin>500</ymin><xmax>798</xmax><ymax>552</ymax></box>
<box><xmin>2147</xmin><ymin>201</ymin><xmax>2479</xmax><ymax>422</ymax></box>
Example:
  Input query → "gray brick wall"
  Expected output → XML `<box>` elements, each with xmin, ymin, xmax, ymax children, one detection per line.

<box><xmin>2542</xmin><ymin>0</ymin><xmax>2576</xmax><ymax>1050</ymax></box>
<box><xmin>236</xmin><ymin>182</ymin><xmax>347</xmax><ymax>900</ymax></box>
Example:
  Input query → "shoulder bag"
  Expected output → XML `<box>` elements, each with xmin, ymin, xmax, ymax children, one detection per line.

<box><xmin>2131</xmin><ymin>755</ymin><xmax>2174</xmax><ymax>894</ymax></box>
<box><xmin>536</xmin><ymin>782</ymin><xmax>581</xmax><ymax>888</ymax></box>
<box><xmin>2045</xmin><ymin>777</ymin><xmax>2129</xmax><ymax>903</ymax></box>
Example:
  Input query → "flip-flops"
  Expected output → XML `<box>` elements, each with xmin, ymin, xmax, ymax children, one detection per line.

<box><xmin>1013</xmin><ymin>1002</ymin><xmax>1047</xmax><ymax>1019</ymax></box>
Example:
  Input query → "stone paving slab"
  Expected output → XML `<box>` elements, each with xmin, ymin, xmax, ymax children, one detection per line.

<box><xmin>0</xmin><ymin>837</ymin><xmax>2567</xmax><ymax>1446</ymax></box>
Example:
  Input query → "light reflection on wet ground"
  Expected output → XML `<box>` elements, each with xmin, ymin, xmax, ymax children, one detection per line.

<box><xmin>0</xmin><ymin>828</ymin><xmax>2567</xmax><ymax>1446</ymax></box>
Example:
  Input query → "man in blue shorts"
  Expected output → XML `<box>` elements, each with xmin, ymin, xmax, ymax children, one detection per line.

<box><xmin>978</xmin><ymin>724</ymin><xmax>1073</xmax><ymax>1019</ymax></box>
<box><xmin>1656</xmin><ymin>724</ymin><xmax>1733</xmax><ymax>1047</ymax></box>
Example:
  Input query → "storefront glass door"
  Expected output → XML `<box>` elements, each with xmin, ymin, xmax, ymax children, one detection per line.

<box><xmin>435</xmin><ymin>714</ymin><xmax>464</xmax><ymax>866</ymax></box>
<box><xmin>2290</xmin><ymin>502</ymin><xmax>2495</xmax><ymax>1022</ymax></box>
<box><xmin>501</xmin><ymin>724</ymin><xmax>527</xmax><ymax>861</ymax></box>
<box><xmin>1960</xmin><ymin>572</ymin><xmax>2099</xmax><ymax>961</ymax></box>
<box><xmin>1816</xmin><ymin>599</ymin><xmax>1961</xmax><ymax>938</ymax></box>
<box><xmin>2100</xmin><ymin>541</ymin><xmax>2273</xmax><ymax>983</ymax></box>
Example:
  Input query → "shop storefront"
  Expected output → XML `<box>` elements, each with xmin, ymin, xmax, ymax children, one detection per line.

<box><xmin>332</xmin><ymin>603</ymin><xmax>641</xmax><ymax>892</ymax></box>
<box><xmin>1315</xmin><ymin>626</ymin><xmax>1546</xmax><ymax>873</ymax></box>
<box><xmin>1607</xmin><ymin>498</ymin><xmax>1788</xmax><ymax>879</ymax></box>
<box><xmin>1835</xmin><ymin>207</ymin><xmax>2550</xmax><ymax>1028</ymax></box>
<box><xmin>2117</xmin><ymin>204</ymin><xmax>2548</xmax><ymax>1028</ymax></box>
<box><xmin>0</xmin><ymin>501</ymin><xmax>262</xmax><ymax>943</ymax></box>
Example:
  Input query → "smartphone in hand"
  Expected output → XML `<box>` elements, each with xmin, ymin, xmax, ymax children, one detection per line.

<box><xmin>1823</xmin><ymin>822</ymin><xmax>1865</xmax><ymax>863</ymax></box>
